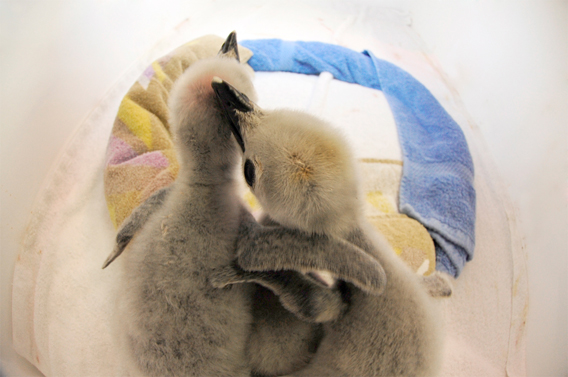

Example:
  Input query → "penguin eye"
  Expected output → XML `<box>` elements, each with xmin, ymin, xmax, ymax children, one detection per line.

<box><xmin>244</xmin><ymin>159</ymin><xmax>255</xmax><ymax>187</ymax></box>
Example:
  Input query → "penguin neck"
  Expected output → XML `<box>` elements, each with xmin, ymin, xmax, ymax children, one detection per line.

<box><xmin>175</xmin><ymin>132</ymin><xmax>241</xmax><ymax>185</ymax></box>
<box><xmin>176</xmin><ymin>152</ymin><xmax>240</xmax><ymax>187</ymax></box>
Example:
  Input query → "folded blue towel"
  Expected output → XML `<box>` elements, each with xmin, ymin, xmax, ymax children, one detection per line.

<box><xmin>241</xmin><ymin>39</ymin><xmax>476</xmax><ymax>277</ymax></box>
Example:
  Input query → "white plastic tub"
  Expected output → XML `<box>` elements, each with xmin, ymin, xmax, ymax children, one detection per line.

<box><xmin>1</xmin><ymin>1</ymin><xmax>566</xmax><ymax>376</ymax></box>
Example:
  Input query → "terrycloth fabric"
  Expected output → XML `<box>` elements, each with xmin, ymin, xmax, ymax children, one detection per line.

<box><xmin>104</xmin><ymin>35</ymin><xmax>253</xmax><ymax>229</ymax></box>
<box><xmin>240</xmin><ymin>39</ymin><xmax>476</xmax><ymax>277</ymax></box>
<box><xmin>359</xmin><ymin>160</ymin><xmax>436</xmax><ymax>276</ymax></box>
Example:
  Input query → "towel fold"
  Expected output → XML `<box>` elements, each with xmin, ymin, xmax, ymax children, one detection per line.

<box><xmin>240</xmin><ymin>39</ymin><xmax>476</xmax><ymax>277</ymax></box>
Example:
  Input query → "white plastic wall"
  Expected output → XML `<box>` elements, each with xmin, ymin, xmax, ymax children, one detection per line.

<box><xmin>1</xmin><ymin>1</ymin><xmax>566</xmax><ymax>376</ymax></box>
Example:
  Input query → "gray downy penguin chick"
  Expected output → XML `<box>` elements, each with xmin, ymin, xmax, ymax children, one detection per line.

<box><xmin>110</xmin><ymin>32</ymin><xmax>259</xmax><ymax>377</ymax></box>
<box><xmin>104</xmin><ymin>33</ymin><xmax>388</xmax><ymax>376</ymax></box>
<box><xmin>213</xmin><ymin>79</ymin><xmax>445</xmax><ymax>377</ymax></box>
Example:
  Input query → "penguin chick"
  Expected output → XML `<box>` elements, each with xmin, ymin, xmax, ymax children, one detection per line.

<box><xmin>214</xmin><ymin>79</ymin><xmax>444</xmax><ymax>377</ymax></box>
<box><xmin>108</xmin><ymin>32</ymin><xmax>275</xmax><ymax>377</ymax></box>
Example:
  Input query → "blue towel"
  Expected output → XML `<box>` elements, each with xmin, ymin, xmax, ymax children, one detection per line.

<box><xmin>241</xmin><ymin>39</ymin><xmax>476</xmax><ymax>277</ymax></box>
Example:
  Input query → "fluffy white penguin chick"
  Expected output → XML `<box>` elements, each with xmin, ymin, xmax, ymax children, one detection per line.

<box><xmin>213</xmin><ymin>79</ymin><xmax>445</xmax><ymax>377</ymax></box>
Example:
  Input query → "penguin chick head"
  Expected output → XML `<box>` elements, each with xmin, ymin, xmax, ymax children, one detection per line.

<box><xmin>168</xmin><ymin>32</ymin><xmax>257</xmax><ymax>177</ymax></box>
<box><xmin>212</xmin><ymin>79</ymin><xmax>361</xmax><ymax>235</ymax></box>
<box><xmin>245</xmin><ymin>110</ymin><xmax>361</xmax><ymax>235</ymax></box>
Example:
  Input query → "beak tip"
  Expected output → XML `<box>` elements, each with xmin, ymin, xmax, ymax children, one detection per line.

<box><xmin>237</xmin><ymin>139</ymin><xmax>246</xmax><ymax>153</ymax></box>
<box><xmin>219</xmin><ymin>31</ymin><xmax>240</xmax><ymax>62</ymax></box>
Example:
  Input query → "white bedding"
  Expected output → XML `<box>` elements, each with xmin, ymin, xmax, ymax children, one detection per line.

<box><xmin>11</xmin><ymin>7</ymin><xmax>528</xmax><ymax>377</ymax></box>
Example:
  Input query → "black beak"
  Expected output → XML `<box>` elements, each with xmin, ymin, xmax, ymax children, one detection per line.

<box><xmin>211</xmin><ymin>77</ymin><xmax>253</xmax><ymax>153</ymax></box>
<box><xmin>218</xmin><ymin>31</ymin><xmax>240</xmax><ymax>62</ymax></box>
